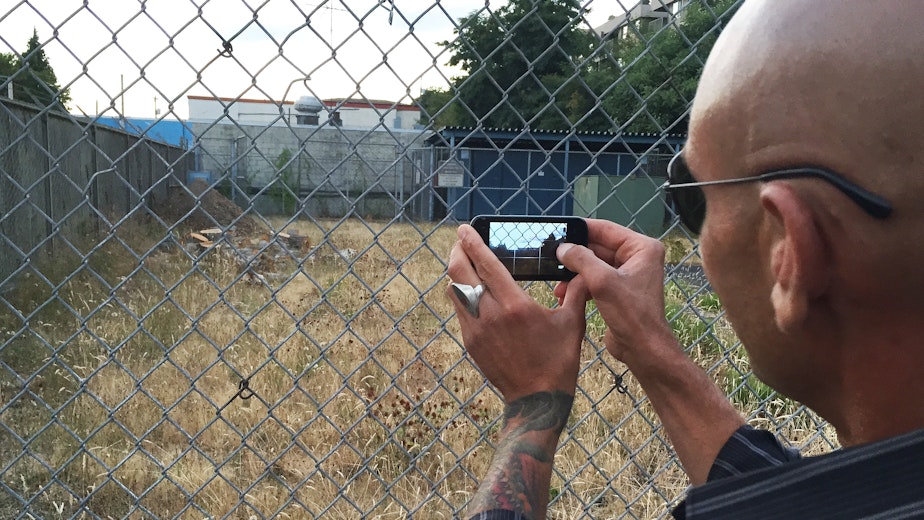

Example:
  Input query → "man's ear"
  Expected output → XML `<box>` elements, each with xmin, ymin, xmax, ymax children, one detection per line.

<box><xmin>760</xmin><ymin>184</ymin><xmax>830</xmax><ymax>333</ymax></box>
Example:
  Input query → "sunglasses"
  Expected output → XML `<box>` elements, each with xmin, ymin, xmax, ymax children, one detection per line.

<box><xmin>664</xmin><ymin>153</ymin><xmax>893</xmax><ymax>234</ymax></box>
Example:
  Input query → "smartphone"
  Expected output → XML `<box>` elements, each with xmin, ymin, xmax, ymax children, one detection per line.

<box><xmin>470</xmin><ymin>215</ymin><xmax>588</xmax><ymax>281</ymax></box>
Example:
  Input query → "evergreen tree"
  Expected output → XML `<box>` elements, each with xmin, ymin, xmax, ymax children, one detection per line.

<box><xmin>8</xmin><ymin>29</ymin><xmax>70</xmax><ymax>110</ymax></box>
<box><xmin>0</xmin><ymin>53</ymin><xmax>15</xmax><ymax>83</ymax></box>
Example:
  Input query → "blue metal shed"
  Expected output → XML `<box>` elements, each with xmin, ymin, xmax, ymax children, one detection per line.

<box><xmin>425</xmin><ymin>127</ymin><xmax>685</xmax><ymax>222</ymax></box>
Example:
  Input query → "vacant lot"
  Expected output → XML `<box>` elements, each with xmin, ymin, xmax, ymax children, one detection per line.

<box><xmin>0</xmin><ymin>217</ymin><xmax>833</xmax><ymax>519</ymax></box>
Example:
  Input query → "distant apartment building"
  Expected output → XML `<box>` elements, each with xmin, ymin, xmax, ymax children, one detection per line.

<box><xmin>594</xmin><ymin>0</ymin><xmax>692</xmax><ymax>40</ymax></box>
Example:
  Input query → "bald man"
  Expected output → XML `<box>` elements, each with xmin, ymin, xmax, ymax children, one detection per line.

<box><xmin>448</xmin><ymin>1</ymin><xmax>924</xmax><ymax>518</ymax></box>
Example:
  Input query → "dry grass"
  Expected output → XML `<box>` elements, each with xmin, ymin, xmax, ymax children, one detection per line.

<box><xmin>0</xmin><ymin>217</ymin><xmax>835</xmax><ymax>519</ymax></box>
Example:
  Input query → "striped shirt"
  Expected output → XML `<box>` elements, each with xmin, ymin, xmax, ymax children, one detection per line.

<box><xmin>470</xmin><ymin>426</ymin><xmax>924</xmax><ymax>520</ymax></box>
<box><xmin>675</xmin><ymin>425</ymin><xmax>924</xmax><ymax>519</ymax></box>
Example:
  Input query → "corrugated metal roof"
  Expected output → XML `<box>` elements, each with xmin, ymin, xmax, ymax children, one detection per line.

<box><xmin>435</xmin><ymin>125</ymin><xmax>685</xmax><ymax>138</ymax></box>
<box><xmin>425</xmin><ymin>126</ymin><xmax>686</xmax><ymax>148</ymax></box>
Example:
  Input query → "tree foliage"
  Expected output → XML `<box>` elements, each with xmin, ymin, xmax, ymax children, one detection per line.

<box><xmin>421</xmin><ymin>0</ymin><xmax>593</xmax><ymax>130</ymax></box>
<box><xmin>1</xmin><ymin>29</ymin><xmax>70</xmax><ymax>110</ymax></box>
<box><xmin>272</xmin><ymin>148</ymin><xmax>301</xmax><ymax>215</ymax></box>
<box><xmin>0</xmin><ymin>53</ymin><xmax>15</xmax><ymax>82</ymax></box>
<box><xmin>418</xmin><ymin>0</ymin><xmax>739</xmax><ymax>133</ymax></box>
<box><xmin>599</xmin><ymin>0</ymin><xmax>739</xmax><ymax>133</ymax></box>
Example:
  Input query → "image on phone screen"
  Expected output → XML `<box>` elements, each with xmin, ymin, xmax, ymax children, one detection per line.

<box><xmin>488</xmin><ymin>221</ymin><xmax>569</xmax><ymax>279</ymax></box>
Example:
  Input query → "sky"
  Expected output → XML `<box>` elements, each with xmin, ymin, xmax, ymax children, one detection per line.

<box><xmin>0</xmin><ymin>1</ymin><xmax>619</xmax><ymax>120</ymax></box>
<box><xmin>490</xmin><ymin>221</ymin><xmax>566</xmax><ymax>250</ymax></box>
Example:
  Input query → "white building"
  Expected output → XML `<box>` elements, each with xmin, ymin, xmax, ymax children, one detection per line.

<box><xmin>186</xmin><ymin>95</ymin><xmax>422</xmax><ymax>131</ymax></box>
<box><xmin>185</xmin><ymin>94</ymin><xmax>429</xmax><ymax>219</ymax></box>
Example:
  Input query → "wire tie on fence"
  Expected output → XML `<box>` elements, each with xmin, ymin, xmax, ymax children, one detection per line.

<box><xmin>614</xmin><ymin>373</ymin><xmax>628</xmax><ymax>394</ymax></box>
<box><xmin>237</xmin><ymin>378</ymin><xmax>254</xmax><ymax>400</ymax></box>
<box><xmin>218</xmin><ymin>40</ymin><xmax>233</xmax><ymax>57</ymax></box>
<box><xmin>216</xmin><ymin>377</ymin><xmax>254</xmax><ymax>416</ymax></box>
<box><xmin>600</xmin><ymin>370</ymin><xmax>630</xmax><ymax>402</ymax></box>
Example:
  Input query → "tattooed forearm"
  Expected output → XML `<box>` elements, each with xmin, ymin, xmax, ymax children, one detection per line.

<box><xmin>503</xmin><ymin>391</ymin><xmax>574</xmax><ymax>432</ymax></box>
<box><xmin>467</xmin><ymin>391</ymin><xmax>575</xmax><ymax>520</ymax></box>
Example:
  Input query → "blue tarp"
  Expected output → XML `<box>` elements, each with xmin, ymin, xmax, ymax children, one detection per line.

<box><xmin>94</xmin><ymin>117</ymin><xmax>193</xmax><ymax>149</ymax></box>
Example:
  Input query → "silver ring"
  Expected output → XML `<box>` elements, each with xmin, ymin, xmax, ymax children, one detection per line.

<box><xmin>450</xmin><ymin>283</ymin><xmax>484</xmax><ymax>318</ymax></box>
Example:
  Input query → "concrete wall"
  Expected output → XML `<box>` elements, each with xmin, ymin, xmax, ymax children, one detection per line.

<box><xmin>190</xmin><ymin>121</ymin><xmax>433</xmax><ymax>219</ymax></box>
<box><xmin>0</xmin><ymin>98</ymin><xmax>193</xmax><ymax>284</ymax></box>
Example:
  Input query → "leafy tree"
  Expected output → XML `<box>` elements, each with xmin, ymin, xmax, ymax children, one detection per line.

<box><xmin>591</xmin><ymin>0</ymin><xmax>740</xmax><ymax>133</ymax></box>
<box><xmin>4</xmin><ymin>29</ymin><xmax>70</xmax><ymax>110</ymax></box>
<box><xmin>433</xmin><ymin>0</ymin><xmax>594</xmax><ymax>130</ymax></box>
<box><xmin>419</xmin><ymin>0</ymin><xmax>740</xmax><ymax>133</ymax></box>
<box><xmin>416</xmin><ymin>86</ymin><xmax>468</xmax><ymax>129</ymax></box>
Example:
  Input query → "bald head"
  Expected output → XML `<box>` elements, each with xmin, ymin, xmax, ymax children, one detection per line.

<box><xmin>686</xmin><ymin>0</ymin><xmax>924</xmax><ymax>302</ymax></box>
<box><xmin>683</xmin><ymin>1</ymin><xmax>924</xmax><ymax>429</ymax></box>
<box><xmin>689</xmin><ymin>0</ymin><xmax>924</xmax><ymax>194</ymax></box>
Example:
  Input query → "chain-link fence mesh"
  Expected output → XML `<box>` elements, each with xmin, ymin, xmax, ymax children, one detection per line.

<box><xmin>1</xmin><ymin>1</ymin><xmax>838</xmax><ymax>518</ymax></box>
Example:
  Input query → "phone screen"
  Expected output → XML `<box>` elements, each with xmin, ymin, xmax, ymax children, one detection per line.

<box><xmin>471</xmin><ymin>216</ymin><xmax>587</xmax><ymax>281</ymax></box>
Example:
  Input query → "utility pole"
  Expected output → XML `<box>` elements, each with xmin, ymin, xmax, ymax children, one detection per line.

<box><xmin>120</xmin><ymin>74</ymin><xmax>125</xmax><ymax>127</ymax></box>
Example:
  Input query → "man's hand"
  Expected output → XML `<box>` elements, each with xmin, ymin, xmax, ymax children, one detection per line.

<box><xmin>447</xmin><ymin>224</ymin><xmax>588</xmax><ymax>519</ymax></box>
<box><xmin>555</xmin><ymin>219</ymin><xmax>744</xmax><ymax>485</ymax></box>
<box><xmin>554</xmin><ymin>218</ymin><xmax>674</xmax><ymax>365</ymax></box>
<box><xmin>447</xmin><ymin>224</ymin><xmax>588</xmax><ymax>402</ymax></box>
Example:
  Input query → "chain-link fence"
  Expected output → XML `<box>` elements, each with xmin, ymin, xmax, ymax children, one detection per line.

<box><xmin>1</xmin><ymin>1</ymin><xmax>838</xmax><ymax>518</ymax></box>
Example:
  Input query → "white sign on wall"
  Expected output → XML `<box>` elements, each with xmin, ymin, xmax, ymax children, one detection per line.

<box><xmin>437</xmin><ymin>173</ymin><xmax>464</xmax><ymax>187</ymax></box>
<box><xmin>436</xmin><ymin>159</ymin><xmax>466</xmax><ymax>187</ymax></box>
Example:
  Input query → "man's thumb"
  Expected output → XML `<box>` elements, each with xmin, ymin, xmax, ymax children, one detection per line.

<box><xmin>557</xmin><ymin>242</ymin><xmax>593</xmax><ymax>273</ymax></box>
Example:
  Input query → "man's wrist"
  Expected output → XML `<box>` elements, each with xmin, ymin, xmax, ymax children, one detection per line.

<box><xmin>618</xmin><ymin>324</ymin><xmax>686</xmax><ymax>375</ymax></box>
<box><xmin>502</xmin><ymin>391</ymin><xmax>574</xmax><ymax>438</ymax></box>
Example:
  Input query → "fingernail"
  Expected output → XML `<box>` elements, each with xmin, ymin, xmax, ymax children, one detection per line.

<box><xmin>557</xmin><ymin>243</ymin><xmax>573</xmax><ymax>259</ymax></box>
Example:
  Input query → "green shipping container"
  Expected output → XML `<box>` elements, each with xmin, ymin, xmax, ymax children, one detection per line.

<box><xmin>573</xmin><ymin>174</ymin><xmax>667</xmax><ymax>237</ymax></box>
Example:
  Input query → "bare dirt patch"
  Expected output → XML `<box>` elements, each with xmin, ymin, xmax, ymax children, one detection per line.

<box><xmin>154</xmin><ymin>180</ymin><xmax>260</xmax><ymax>235</ymax></box>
